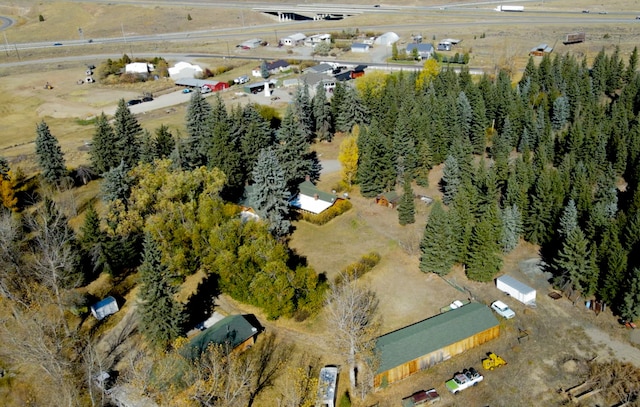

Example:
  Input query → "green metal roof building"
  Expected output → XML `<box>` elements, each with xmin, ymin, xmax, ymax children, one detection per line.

<box><xmin>374</xmin><ymin>302</ymin><xmax>500</xmax><ymax>387</ymax></box>
<box><xmin>183</xmin><ymin>315</ymin><xmax>260</xmax><ymax>359</ymax></box>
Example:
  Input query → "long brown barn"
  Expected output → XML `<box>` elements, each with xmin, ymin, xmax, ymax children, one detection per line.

<box><xmin>374</xmin><ymin>302</ymin><xmax>499</xmax><ymax>387</ymax></box>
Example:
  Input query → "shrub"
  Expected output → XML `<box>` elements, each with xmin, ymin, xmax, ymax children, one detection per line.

<box><xmin>339</xmin><ymin>392</ymin><xmax>351</xmax><ymax>407</ymax></box>
<box><xmin>38</xmin><ymin>14</ymin><xmax>44</xmax><ymax>22</ymax></box>
<box><xmin>301</xmin><ymin>199</ymin><xmax>352</xmax><ymax>225</ymax></box>
<box><xmin>335</xmin><ymin>251</ymin><xmax>381</xmax><ymax>284</ymax></box>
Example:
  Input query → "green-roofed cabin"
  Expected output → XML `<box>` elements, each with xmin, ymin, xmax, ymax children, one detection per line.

<box><xmin>183</xmin><ymin>314</ymin><xmax>262</xmax><ymax>359</ymax></box>
<box><xmin>375</xmin><ymin>191</ymin><xmax>400</xmax><ymax>209</ymax></box>
<box><xmin>374</xmin><ymin>302</ymin><xmax>499</xmax><ymax>388</ymax></box>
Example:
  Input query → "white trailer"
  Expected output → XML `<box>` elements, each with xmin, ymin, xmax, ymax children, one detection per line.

<box><xmin>496</xmin><ymin>275</ymin><xmax>536</xmax><ymax>305</ymax></box>
<box><xmin>495</xmin><ymin>5</ymin><xmax>524</xmax><ymax>12</ymax></box>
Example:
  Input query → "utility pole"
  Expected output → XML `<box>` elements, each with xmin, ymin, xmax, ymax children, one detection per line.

<box><xmin>3</xmin><ymin>32</ymin><xmax>9</xmax><ymax>57</ymax></box>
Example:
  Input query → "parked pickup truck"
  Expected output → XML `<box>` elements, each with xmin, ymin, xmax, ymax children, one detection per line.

<box><xmin>402</xmin><ymin>389</ymin><xmax>440</xmax><ymax>406</ymax></box>
<box><xmin>445</xmin><ymin>368</ymin><xmax>483</xmax><ymax>394</ymax></box>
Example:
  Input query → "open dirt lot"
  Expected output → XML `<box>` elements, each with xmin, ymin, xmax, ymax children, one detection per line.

<box><xmin>3</xmin><ymin>1</ymin><xmax>640</xmax><ymax>405</ymax></box>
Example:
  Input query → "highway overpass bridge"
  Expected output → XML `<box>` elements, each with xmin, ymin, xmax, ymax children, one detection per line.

<box><xmin>252</xmin><ymin>3</ymin><xmax>394</xmax><ymax>21</ymax></box>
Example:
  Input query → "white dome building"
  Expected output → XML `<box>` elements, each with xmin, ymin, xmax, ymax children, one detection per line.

<box><xmin>374</xmin><ymin>32</ymin><xmax>400</xmax><ymax>46</ymax></box>
<box><xmin>169</xmin><ymin>61</ymin><xmax>204</xmax><ymax>80</ymax></box>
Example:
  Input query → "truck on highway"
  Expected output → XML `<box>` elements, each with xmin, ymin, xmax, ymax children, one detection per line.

<box><xmin>495</xmin><ymin>5</ymin><xmax>524</xmax><ymax>12</ymax></box>
<box><xmin>445</xmin><ymin>368</ymin><xmax>483</xmax><ymax>394</ymax></box>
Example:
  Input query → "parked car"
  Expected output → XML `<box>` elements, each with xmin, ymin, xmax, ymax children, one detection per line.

<box><xmin>234</xmin><ymin>75</ymin><xmax>250</xmax><ymax>84</ymax></box>
<box><xmin>142</xmin><ymin>96</ymin><xmax>153</xmax><ymax>102</ymax></box>
<box><xmin>182</xmin><ymin>88</ymin><xmax>193</xmax><ymax>94</ymax></box>
<box><xmin>491</xmin><ymin>300</ymin><xmax>515</xmax><ymax>319</ymax></box>
<box><xmin>445</xmin><ymin>368</ymin><xmax>483</xmax><ymax>394</ymax></box>
<box><xmin>126</xmin><ymin>99</ymin><xmax>141</xmax><ymax>106</ymax></box>
<box><xmin>200</xmin><ymin>86</ymin><xmax>212</xmax><ymax>94</ymax></box>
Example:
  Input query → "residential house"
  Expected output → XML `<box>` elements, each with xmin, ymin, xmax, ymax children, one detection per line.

<box><xmin>251</xmin><ymin>60</ymin><xmax>290</xmax><ymax>77</ymax></box>
<box><xmin>374</xmin><ymin>302</ymin><xmax>500</xmax><ymax>387</ymax></box>
<box><xmin>183</xmin><ymin>314</ymin><xmax>262</xmax><ymax>359</ymax></box>
<box><xmin>282</xmin><ymin>33</ymin><xmax>306</xmax><ymax>46</ymax></box>
<box><xmin>125</xmin><ymin>62</ymin><xmax>153</xmax><ymax>76</ymax></box>
<box><xmin>289</xmin><ymin>179</ymin><xmax>339</xmax><ymax>214</ymax></box>
<box><xmin>305</xmin><ymin>63</ymin><xmax>334</xmax><ymax>75</ymax></box>
<box><xmin>406</xmin><ymin>43</ymin><xmax>434</xmax><ymax>60</ymax></box>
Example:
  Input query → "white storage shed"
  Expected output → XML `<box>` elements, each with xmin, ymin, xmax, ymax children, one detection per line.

<box><xmin>495</xmin><ymin>275</ymin><xmax>536</xmax><ymax>305</ymax></box>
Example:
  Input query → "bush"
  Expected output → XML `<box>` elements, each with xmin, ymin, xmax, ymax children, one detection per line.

<box><xmin>335</xmin><ymin>251</ymin><xmax>381</xmax><ymax>284</ymax></box>
<box><xmin>38</xmin><ymin>14</ymin><xmax>44</xmax><ymax>22</ymax></box>
<box><xmin>301</xmin><ymin>199</ymin><xmax>352</xmax><ymax>225</ymax></box>
<box><xmin>339</xmin><ymin>392</ymin><xmax>351</xmax><ymax>407</ymax></box>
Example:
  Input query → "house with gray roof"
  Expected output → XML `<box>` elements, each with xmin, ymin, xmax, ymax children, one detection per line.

<box><xmin>374</xmin><ymin>302</ymin><xmax>499</xmax><ymax>387</ymax></box>
<box><xmin>406</xmin><ymin>43</ymin><xmax>435</xmax><ymax>60</ymax></box>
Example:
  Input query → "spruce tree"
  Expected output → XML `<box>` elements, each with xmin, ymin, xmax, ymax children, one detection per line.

<box><xmin>185</xmin><ymin>90</ymin><xmax>213</xmax><ymax>168</ymax></box>
<box><xmin>90</xmin><ymin>113</ymin><xmax>119</xmax><ymax>174</ymax></box>
<box><xmin>313</xmin><ymin>81</ymin><xmax>333</xmax><ymax>141</ymax></box>
<box><xmin>500</xmin><ymin>204</ymin><xmax>522</xmax><ymax>253</ymax></box>
<box><xmin>138</xmin><ymin>233</ymin><xmax>185</xmax><ymax>349</ymax></box>
<box><xmin>277</xmin><ymin>105</ymin><xmax>312</xmax><ymax>191</ymax></box>
<box><xmin>260</xmin><ymin>60</ymin><xmax>270</xmax><ymax>79</ymax></box>
<box><xmin>398</xmin><ymin>174</ymin><xmax>415</xmax><ymax>225</ymax></box>
<box><xmin>155</xmin><ymin>124</ymin><xmax>175</xmax><ymax>159</ymax></box>
<box><xmin>35</xmin><ymin>120</ymin><xmax>68</xmax><ymax>185</ymax></box>
<box><xmin>392</xmin><ymin>110</ymin><xmax>418</xmax><ymax>181</ymax></box>
<box><xmin>113</xmin><ymin>99</ymin><xmax>142</xmax><ymax>169</ymax></box>
<box><xmin>552</xmin><ymin>226</ymin><xmax>597</xmax><ymax>296</ymax></box>
<box><xmin>240</xmin><ymin>104</ymin><xmax>274</xmax><ymax>177</ymax></box>
<box><xmin>0</xmin><ymin>156</ymin><xmax>9</xmax><ymax>180</ymax></box>
<box><xmin>597</xmin><ymin>227</ymin><xmax>627</xmax><ymax>306</ymax></box>
<box><xmin>138</xmin><ymin>129</ymin><xmax>156</xmax><ymax>164</ymax></box>
<box><xmin>466</xmin><ymin>204</ymin><xmax>502</xmax><ymax>282</ymax></box>
<box><xmin>441</xmin><ymin>155</ymin><xmax>461</xmax><ymax>205</ymax></box>
<box><xmin>621</xmin><ymin>268</ymin><xmax>640</xmax><ymax>320</ymax></box>
<box><xmin>101</xmin><ymin>161</ymin><xmax>133</xmax><ymax>203</ymax></box>
<box><xmin>293</xmin><ymin>82</ymin><xmax>314</xmax><ymax>141</ymax></box>
<box><xmin>357</xmin><ymin>125</ymin><xmax>394</xmax><ymax>198</ymax></box>
<box><xmin>249</xmin><ymin>148</ymin><xmax>291</xmax><ymax>239</ymax></box>
<box><xmin>551</xmin><ymin>96</ymin><xmax>569</xmax><ymax>131</ymax></box>
<box><xmin>420</xmin><ymin>202</ymin><xmax>456</xmax><ymax>275</ymax></box>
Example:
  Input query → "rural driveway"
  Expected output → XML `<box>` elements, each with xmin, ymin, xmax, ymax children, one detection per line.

<box><xmin>584</xmin><ymin>325</ymin><xmax>640</xmax><ymax>367</ymax></box>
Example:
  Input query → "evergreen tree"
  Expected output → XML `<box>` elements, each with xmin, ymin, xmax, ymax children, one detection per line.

<box><xmin>621</xmin><ymin>268</ymin><xmax>640</xmax><ymax>320</ymax></box>
<box><xmin>277</xmin><ymin>105</ymin><xmax>312</xmax><ymax>191</ymax></box>
<box><xmin>392</xmin><ymin>109</ymin><xmax>417</xmax><ymax>181</ymax></box>
<box><xmin>466</xmin><ymin>204</ymin><xmax>503</xmax><ymax>282</ymax></box>
<box><xmin>552</xmin><ymin>226</ymin><xmax>598</xmax><ymax>296</ymax></box>
<box><xmin>558</xmin><ymin>199</ymin><xmax>578</xmax><ymax>239</ymax></box>
<box><xmin>240</xmin><ymin>104</ymin><xmax>274</xmax><ymax>178</ymax></box>
<box><xmin>625</xmin><ymin>46</ymin><xmax>638</xmax><ymax>83</ymax></box>
<box><xmin>0</xmin><ymin>156</ymin><xmax>9</xmax><ymax>180</ymax></box>
<box><xmin>500</xmin><ymin>204</ymin><xmax>522</xmax><ymax>253</ymax></box>
<box><xmin>598</xmin><ymin>226</ymin><xmax>627</xmax><ymax>306</ymax></box>
<box><xmin>313</xmin><ymin>81</ymin><xmax>333</xmax><ymax>141</ymax></box>
<box><xmin>113</xmin><ymin>99</ymin><xmax>142</xmax><ymax>168</ymax></box>
<box><xmin>551</xmin><ymin>96</ymin><xmax>569</xmax><ymax>131</ymax></box>
<box><xmin>185</xmin><ymin>90</ymin><xmax>213</xmax><ymax>168</ymax></box>
<box><xmin>155</xmin><ymin>124</ymin><xmax>175</xmax><ymax>159</ymax></box>
<box><xmin>138</xmin><ymin>129</ymin><xmax>156</xmax><ymax>164</ymax></box>
<box><xmin>35</xmin><ymin>120</ymin><xmax>68</xmax><ymax>185</ymax></box>
<box><xmin>138</xmin><ymin>233</ymin><xmax>185</xmax><ymax>349</ymax></box>
<box><xmin>90</xmin><ymin>113</ymin><xmax>119</xmax><ymax>174</ymax></box>
<box><xmin>457</xmin><ymin>91</ymin><xmax>476</xmax><ymax>151</ymax></box>
<box><xmin>260</xmin><ymin>60</ymin><xmax>270</xmax><ymax>79</ymax></box>
<box><xmin>441</xmin><ymin>155</ymin><xmax>461</xmax><ymax>205</ymax></box>
<box><xmin>101</xmin><ymin>161</ymin><xmax>133</xmax><ymax>203</ymax></box>
<box><xmin>398</xmin><ymin>174</ymin><xmax>415</xmax><ymax>225</ymax></box>
<box><xmin>293</xmin><ymin>82</ymin><xmax>314</xmax><ymax>141</ymax></box>
<box><xmin>250</xmin><ymin>148</ymin><xmax>291</xmax><ymax>239</ymax></box>
<box><xmin>420</xmin><ymin>202</ymin><xmax>456</xmax><ymax>275</ymax></box>
<box><xmin>335</xmin><ymin>87</ymin><xmax>369</xmax><ymax>133</ymax></box>
<box><xmin>357</xmin><ymin>125</ymin><xmax>394</xmax><ymax>198</ymax></box>
<box><xmin>79</xmin><ymin>203</ymin><xmax>101</xmax><ymax>253</ymax></box>
<box><xmin>207</xmin><ymin>95</ymin><xmax>244</xmax><ymax>199</ymax></box>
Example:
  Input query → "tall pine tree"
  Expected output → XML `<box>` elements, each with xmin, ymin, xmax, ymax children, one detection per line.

<box><xmin>420</xmin><ymin>202</ymin><xmax>456</xmax><ymax>275</ymax></box>
<box><xmin>90</xmin><ymin>113</ymin><xmax>119</xmax><ymax>174</ymax></box>
<box><xmin>250</xmin><ymin>148</ymin><xmax>291</xmax><ymax>239</ymax></box>
<box><xmin>35</xmin><ymin>121</ymin><xmax>68</xmax><ymax>185</ymax></box>
<box><xmin>138</xmin><ymin>233</ymin><xmax>185</xmax><ymax>349</ymax></box>
<box><xmin>113</xmin><ymin>99</ymin><xmax>142</xmax><ymax>168</ymax></box>
<box><xmin>398</xmin><ymin>173</ymin><xmax>415</xmax><ymax>225</ymax></box>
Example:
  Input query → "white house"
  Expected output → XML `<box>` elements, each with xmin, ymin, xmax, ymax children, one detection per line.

<box><xmin>406</xmin><ymin>43</ymin><xmax>435</xmax><ymax>60</ymax></box>
<box><xmin>168</xmin><ymin>61</ymin><xmax>204</xmax><ymax>79</ymax></box>
<box><xmin>304</xmin><ymin>33</ymin><xmax>331</xmax><ymax>47</ymax></box>
<box><xmin>289</xmin><ymin>180</ymin><xmax>339</xmax><ymax>215</ymax></box>
<box><xmin>351</xmin><ymin>43</ymin><xmax>370</xmax><ymax>53</ymax></box>
<box><xmin>282</xmin><ymin>33</ymin><xmax>306</xmax><ymax>46</ymax></box>
<box><xmin>125</xmin><ymin>62</ymin><xmax>153</xmax><ymax>75</ymax></box>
